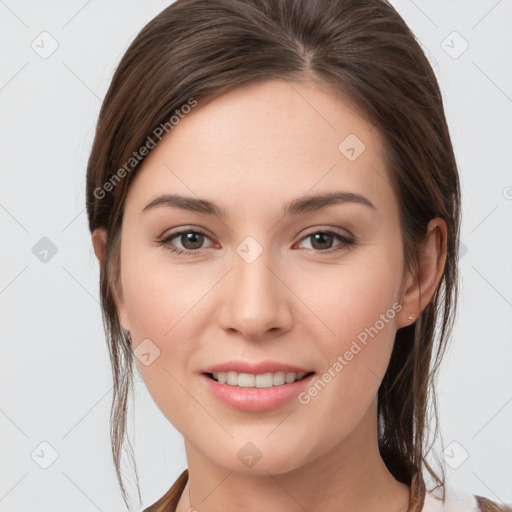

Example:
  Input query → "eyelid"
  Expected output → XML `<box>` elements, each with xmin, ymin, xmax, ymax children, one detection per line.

<box><xmin>299</xmin><ymin>225</ymin><xmax>354</xmax><ymax>240</ymax></box>
<box><xmin>158</xmin><ymin>225</ymin><xmax>213</xmax><ymax>239</ymax></box>
<box><xmin>159</xmin><ymin>225</ymin><xmax>353</xmax><ymax>241</ymax></box>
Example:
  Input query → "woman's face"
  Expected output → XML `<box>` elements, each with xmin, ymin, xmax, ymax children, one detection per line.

<box><xmin>112</xmin><ymin>79</ymin><xmax>414</xmax><ymax>474</ymax></box>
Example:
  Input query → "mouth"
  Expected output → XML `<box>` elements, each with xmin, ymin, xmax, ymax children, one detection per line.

<box><xmin>201</xmin><ymin>369</ymin><xmax>316</xmax><ymax>412</ymax></box>
<box><xmin>203</xmin><ymin>370</ymin><xmax>316</xmax><ymax>388</ymax></box>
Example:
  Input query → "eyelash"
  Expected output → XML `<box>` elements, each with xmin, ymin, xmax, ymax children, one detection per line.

<box><xmin>155</xmin><ymin>228</ymin><xmax>355</xmax><ymax>256</ymax></box>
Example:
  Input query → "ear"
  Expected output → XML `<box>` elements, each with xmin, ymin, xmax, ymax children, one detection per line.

<box><xmin>91</xmin><ymin>227</ymin><xmax>107</xmax><ymax>266</ymax></box>
<box><xmin>396</xmin><ymin>218</ymin><xmax>448</xmax><ymax>329</ymax></box>
<box><xmin>91</xmin><ymin>227</ymin><xmax>131</xmax><ymax>331</ymax></box>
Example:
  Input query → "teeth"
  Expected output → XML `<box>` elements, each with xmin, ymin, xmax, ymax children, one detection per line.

<box><xmin>211</xmin><ymin>371</ymin><xmax>308</xmax><ymax>388</ymax></box>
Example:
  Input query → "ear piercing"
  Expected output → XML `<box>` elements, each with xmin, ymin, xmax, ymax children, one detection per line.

<box><xmin>123</xmin><ymin>328</ymin><xmax>132</xmax><ymax>344</ymax></box>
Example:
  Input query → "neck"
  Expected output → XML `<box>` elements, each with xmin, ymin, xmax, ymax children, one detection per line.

<box><xmin>176</xmin><ymin>398</ymin><xmax>410</xmax><ymax>512</ymax></box>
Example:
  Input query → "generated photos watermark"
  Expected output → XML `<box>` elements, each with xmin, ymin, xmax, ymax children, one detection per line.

<box><xmin>93</xmin><ymin>97</ymin><xmax>198</xmax><ymax>200</ymax></box>
<box><xmin>297</xmin><ymin>301</ymin><xmax>403</xmax><ymax>405</ymax></box>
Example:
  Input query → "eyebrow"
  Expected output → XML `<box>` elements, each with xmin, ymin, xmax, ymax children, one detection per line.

<box><xmin>141</xmin><ymin>191</ymin><xmax>375</xmax><ymax>219</ymax></box>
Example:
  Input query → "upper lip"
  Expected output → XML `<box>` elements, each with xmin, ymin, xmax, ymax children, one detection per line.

<box><xmin>201</xmin><ymin>360</ymin><xmax>314</xmax><ymax>375</ymax></box>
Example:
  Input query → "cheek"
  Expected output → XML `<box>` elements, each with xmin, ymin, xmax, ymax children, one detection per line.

<box><xmin>122</xmin><ymin>237</ymin><xmax>217</xmax><ymax>338</ymax></box>
<box><xmin>120</xmin><ymin>250</ymin><xmax>215</xmax><ymax>422</ymax></box>
<box><xmin>302</xmin><ymin>251</ymin><xmax>401</xmax><ymax>347</ymax></box>
<box><xmin>125</xmin><ymin>266</ymin><xmax>199</xmax><ymax>336</ymax></box>
<box><xmin>297</xmin><ymin>247</ymin><xmax>402</xmax><ymax>406</ymax></box>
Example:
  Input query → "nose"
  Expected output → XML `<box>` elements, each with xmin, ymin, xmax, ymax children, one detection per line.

<box><xmin>218</xmin><ymin>247</ymin><xmax>293</xmax><ymax>341</ymax></box>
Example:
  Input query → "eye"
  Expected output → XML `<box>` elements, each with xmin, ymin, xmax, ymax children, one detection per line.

<box><xmin>296</xmin><ymin>230</ymin><xmax>355</xmax><ymax>253</ymax></box>
<box><xmin>156</xmin><ymin>228</ymin><xmax>214</xmax><ymax>255</ymax></box>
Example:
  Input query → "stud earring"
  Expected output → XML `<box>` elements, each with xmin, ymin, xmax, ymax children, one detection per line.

<box><xmin>123</xmin><ymin>328</ymin><xmax>132</xmax><ymax>344</ymax></box>
<box><xmin>408</xmin><ymin>314</ymin><xmax>414</xmax><ymax>321</ymax></box>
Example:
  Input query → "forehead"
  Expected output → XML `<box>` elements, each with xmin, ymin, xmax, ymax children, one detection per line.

<box><xmin>125</xmin><ymin>79</ymin><xmax>395</xmax><ymax>219</ymax></box>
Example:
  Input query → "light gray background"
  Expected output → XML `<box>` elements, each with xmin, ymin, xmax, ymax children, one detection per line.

<box><xmin>1</xmin><ymin>1</ymin><xmax>511</xmax><ymax>511</ymax></box>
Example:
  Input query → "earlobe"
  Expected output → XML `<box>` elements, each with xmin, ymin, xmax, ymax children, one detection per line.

<box><xmin>91</xmin><ymin>227</ymin><xmax>108</xmax><ymax>265</ymax></box>
<box><xmin>91</xmin><ymin>227</ymin><xmax>131</xmax><ymax>332</ymax></box>
<box><xmin>397</xmin><ymin>218</ymin><xmax>448</xmax><ymax>328</ymax></box>
<box><xmin>115</xmin><ymin>285</ymin><xmax>131</xmax><ymax>334</ymax></box>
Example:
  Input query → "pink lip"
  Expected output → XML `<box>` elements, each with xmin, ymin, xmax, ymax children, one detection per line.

<box><xmin>201</xmin><ymin>372</ymin><xmax>315</xmax><ymax>412</ymax></box>
<box><xmin>201</xmin><ymin>360</ymin><xmax>313</xmax><ymax>375</ymax></box>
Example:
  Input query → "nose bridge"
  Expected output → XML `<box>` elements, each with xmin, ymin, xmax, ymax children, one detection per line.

<box><xmin>222</xmin><ymin>235</ymin><xmax>289</xmax><ymax>338</ymax></box>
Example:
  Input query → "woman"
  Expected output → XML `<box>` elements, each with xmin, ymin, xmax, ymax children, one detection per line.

<box><xmin>86</xmin><ymin>0</ymin><xmax>511</xmax><ymax>511</ymax></box>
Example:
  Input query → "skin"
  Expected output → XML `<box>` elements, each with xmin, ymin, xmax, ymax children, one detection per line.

<box><xmin>92</xmin><ymin>79</ymin><xmax>447</xmax><ymax>512</ymax></box>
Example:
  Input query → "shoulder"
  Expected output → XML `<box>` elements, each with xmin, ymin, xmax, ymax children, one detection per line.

<box><xmin>422</xmin><ymin>486</ymin><xmax>512</xmax><ymax>512</ymax></box>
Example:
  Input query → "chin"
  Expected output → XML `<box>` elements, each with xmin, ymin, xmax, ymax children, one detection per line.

<box><xmin>206</xmin><ymin>441</ymin><xmax>313</xmax><ymax>476</ymax></box>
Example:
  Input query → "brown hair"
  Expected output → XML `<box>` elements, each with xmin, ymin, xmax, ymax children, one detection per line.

<box><xmin>86</xmin><ymin>0</ymin><xmax>460</xmax><ymax>508</ymax></box>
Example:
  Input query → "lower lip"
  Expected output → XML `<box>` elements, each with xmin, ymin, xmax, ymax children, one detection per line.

<box><xmin>201</xmin><ymin>373</ymin><xmax>315</xmax><ymax>412</ymax></box>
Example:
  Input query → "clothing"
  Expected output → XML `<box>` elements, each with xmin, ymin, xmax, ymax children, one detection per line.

<box><xmin>141</xmin><ymin>469</ymin><xmax>512</xmax><ymax>512</ymax></box>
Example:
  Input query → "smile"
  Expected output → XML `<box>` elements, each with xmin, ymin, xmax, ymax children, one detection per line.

<box><xmin>206</xmin><ymin>371</ymin><xmax>315</xmax><ymax>388</ymax></box>
<box><xmin>201</xmin><ymin>371</ymin><xmax>316</xmax><ymax>412</ymax></box>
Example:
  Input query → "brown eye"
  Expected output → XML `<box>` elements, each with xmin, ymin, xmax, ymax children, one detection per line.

<box><xmin>157</xmin><ymin>229</ymin><xmax>214</xmax><ymax>255</ymax></box>
<box><xmin>298</xmin><ymin>230</ymin><xmax>355</xmax><ymax>253</ymax></box>
<box><xmin>310</xmin><ymin>232</ymin><xmax>335</xmax><ymax>250</ymax></box>
<box><xmin>178</xmin><ymin>231</ymin><xmax>205</xmax><ymax>250</ymax></box>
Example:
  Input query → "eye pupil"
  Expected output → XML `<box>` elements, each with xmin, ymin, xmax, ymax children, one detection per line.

<box><xmin>182</xmin><ymin>232</ymin><xmax>204</xmax><ymax>250</ymax></box>
<box><xmin>311</xmin><ymin>232</ymin><xmax>334</xmax><ymax>250</ymax></box>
